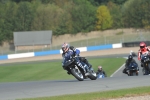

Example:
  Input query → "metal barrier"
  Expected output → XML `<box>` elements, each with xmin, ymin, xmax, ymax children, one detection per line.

<box><xmin>0</xmin><ymin>43</ymin><xmax>122</xmax><ymax>60</ymax></box>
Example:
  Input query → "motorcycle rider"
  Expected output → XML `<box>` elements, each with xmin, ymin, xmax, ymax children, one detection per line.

<box><xmin>123</xmin><ymin>55</ymin><xmax>139</xmax><ymax>75</ymax></box>
<box><xmin>62</xmin><ymin>43</ymin><xmax>92</xmax><ymax>68</ymax></box>
<box><xmin>69</xmin><ymin>45</ymin><xmax>92</xmax><ymax>68</ymax></box>
<box><xmin>96</xmin><ymin>66</ymin><xmax>107</xmax><ymax>77</ymax></box>
<box><xmin>138</xmin><ymin>42</ymin><xmax>150</xmax><ymax>67</ymax></box>
<box><xmin>61</xmin><ymin>43</ymin><xmax>90</xmax><ymax>75</ymax></box>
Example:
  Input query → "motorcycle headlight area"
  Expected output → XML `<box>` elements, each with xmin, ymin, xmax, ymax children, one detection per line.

<box><xmin>144</xmin><ymin>58</ymin><xmax>149</xmax><ymax>62</ymax></box>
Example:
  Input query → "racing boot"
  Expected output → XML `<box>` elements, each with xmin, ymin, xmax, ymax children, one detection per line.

<box><xmin>84</xmin><ymin>64</ymin><xmax>90</xmax><ymax>76</ymax></box>
<box><xmin>137</xmin><ymin>67</ymin><xmax>139</xmax><ymax>72</ymax></box>
<box><xmin>84</xmin><ymin>59</ymin><xmax>92</xmax><ymax>68</ymax></box>
<box><xmin>67</xmin><ymin>71</ymin><xmax>71</xmax><ymax>75</ymax></box>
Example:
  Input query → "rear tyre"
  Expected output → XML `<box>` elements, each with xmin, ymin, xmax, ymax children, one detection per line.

<box><xmin>88</xmin><ymin>68</ymin><xmax>97</xmax><ymax>80</ymax></box>
<box><xmin>142</xmin><ymin>67</ymin><xmax>147</xmax><ymax>75</ymax></box>
<box><xmin>148</xmin><ymin>63</ymin><xmax>150</xmax><ymax>74</ymax></box>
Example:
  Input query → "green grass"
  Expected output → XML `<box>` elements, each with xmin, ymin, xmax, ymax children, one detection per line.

<box><xmin>20</xmin><ymin>86</ymin><xmax>150</xmax><ymax>100</ymax></box>
<box><xmin>0</xmin><ymin>57</ymin><xmax>125</xmax><ymax>83</ymax></box>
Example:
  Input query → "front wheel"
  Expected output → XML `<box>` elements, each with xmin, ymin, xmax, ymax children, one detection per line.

<box><xmin>70</xmin><ymin>66</ymin><xmax>84</xmax><ymax>81</ymax></box>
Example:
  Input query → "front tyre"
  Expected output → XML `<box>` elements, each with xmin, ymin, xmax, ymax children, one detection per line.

<box><xmin>70</xmin><ymin>66</ymin><xmax>84</xmax><ymax>81</ymax></box>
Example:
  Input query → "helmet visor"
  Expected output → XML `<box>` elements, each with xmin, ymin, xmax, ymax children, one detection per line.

<box><xmin>140</xmin><ymin>46</ymin><xmax>144</xmax><ymax>49</ymax></box>
<box><xmin>62</xmin><ymin>47</ymin><xmax>66</xmax><ymax>51</ymax></box>
<box><xmin>98</xmin><ymin>66</ymin><xmax>102</xmax><ymax>70</ymax></box>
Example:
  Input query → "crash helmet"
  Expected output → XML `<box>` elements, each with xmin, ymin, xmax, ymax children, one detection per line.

<box><xmin>128</xmin><ymin>55</ymin><xmax>133</xmax><ymax>61</ymax></box>
<box><xmin>98</xmin><ymin>66</ymin><xmax>102</xmax><ymax>71</ymax></box>
<box><xmin>140</xmin><ymin>42</ymin><xmax>146</xmax><ymax>50</ymax></box>
<box><xmin>61</xmin><ymin>43</ymin><xmax>69</xmax><ymax>53</ymax></box>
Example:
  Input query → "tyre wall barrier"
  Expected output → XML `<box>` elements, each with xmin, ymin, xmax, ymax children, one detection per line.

<box><xmin>0</xmin><ymin>43</ymin><xmax>123</xmax><ymax>60</ymax></box>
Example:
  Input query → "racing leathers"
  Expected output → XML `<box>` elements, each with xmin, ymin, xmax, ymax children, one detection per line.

<box><xmin>138</xmin><ymin>46</ymin><xmax>150</xmax><ymax>67</ymax></box>
<box><xmin>62</xmin><ymin>49</ymin><xmax>89</xmax><ymax>74</ymax></box>
<box><xmin>123</xmin><ymin>59</ymin><xmax>138</xmax><ymax>75</ymax></box>
<box><xmin>62</xmin><ymin>46</ymin><xmax>92</xmax><ymax>68</ymax></box>
<box><xmin>138</xmin><ymin>46</ymin><xmax>150</xmax><ymax>60</ymax></box>
<box><xmin>96</xmin><ymin>70</ymin><xmax>107</xmax><ymax>77</ymax></box>
<box><xmin>69</xmin><ymin>46</ymin><xmax>92</xmax><ymax>68</ymax></box>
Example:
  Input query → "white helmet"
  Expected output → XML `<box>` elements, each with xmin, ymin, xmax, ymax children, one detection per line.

<box><xmin>98</xmin><ymin>66</ymin><xmax>102</xmax><ymax>70</ymax></box>
<box><xmin>61</xmin><ymin>43</ymin><xmax>69</xmax><ymax>53</ymax></box>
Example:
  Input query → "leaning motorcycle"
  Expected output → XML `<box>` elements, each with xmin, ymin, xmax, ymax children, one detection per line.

<box><xmin>127</xmin><ymin>62</ymin><xmax>138</xmax><ymax>76</ymax></box>
<box><xmin>62</xmin><ymin>57</ymin><xmax>97</xmax><ymax>81</ymax></box>
<box><xmin>141</xmin><ymin>53</ymin><xmax>150</xmax><ymax>75</ymax></box>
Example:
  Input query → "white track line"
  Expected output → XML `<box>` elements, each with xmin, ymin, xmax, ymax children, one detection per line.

<box><xmin>110</xmin><ymin>57</ymin><xmax>127</xmax><ymax>77</ymax></box>
<box><xmin>110</xmin><ymin>63</ymin><xmax>125</xmax><ymax>77</ymax></box>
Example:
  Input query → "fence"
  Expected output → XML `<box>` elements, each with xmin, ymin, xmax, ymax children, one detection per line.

<box><xmin>0</xmin><ymin>29</ymin><xmax>150</xmax><ymax>55</ymax></box>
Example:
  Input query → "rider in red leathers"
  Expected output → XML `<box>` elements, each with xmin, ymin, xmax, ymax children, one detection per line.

<box><xmin>138</xmin><ymin>42</ymin><xmax>150</xmax><ymax>67</ymax></box>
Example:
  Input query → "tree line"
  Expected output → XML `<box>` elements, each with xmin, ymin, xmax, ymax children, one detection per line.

<box><xmin>0</xmin><ymin>0</ymin><xmax>150</xmax><ymax>44</ymax></box>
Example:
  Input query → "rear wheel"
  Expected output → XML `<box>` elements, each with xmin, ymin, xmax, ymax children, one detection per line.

<box><xmin>132</xmin><ymin>71</ymin><xmax>138</xmax><ymax>76</ymax></box>
<box><xmin>148</xmin><ymin>63</ymin><xmax>150</xmax><ymax>74</ymax></box>
<box><xmin>136</xmin><ymin>71</ymin><xmax>138</xmax><ymax>76</ymax></box>
<box><xmin>142</xmin><ymin>67</ymin><xmax>147</xmax><ymax>75</ymax></box>
<box><xmin>88</xmin><ymin>68</ymin><xmax>97</xmax><ymax>80</ymax></box>
<box><xmin>70</xmin><ymin>66</ymin><xmax>84</xmax><ymax>81</ymax></box>
<box><xmin>129</xmin><ymin>71</ymin><xmax>133</xmax><ymax>76</ymax></box>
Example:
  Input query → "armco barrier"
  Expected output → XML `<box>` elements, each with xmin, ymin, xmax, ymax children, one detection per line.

<box><xmin>87</xmin><ymin>44</ymin><xmax>112</xmax><ymax>51</ymax></box>
<box><xmin>34</xmin><ymin>50</ymin><xmax>60</xmax><ymax>56</ymax></box>
<box><xmin>8</xmin><ymin>52</ymin><xmax>34</xmax><ymax>59</ymax></box>
<box><xmin>0</xmin><ymin>43</ymin><xmax>122</xmax><ymax>60</ymax></box>
<box><xmin>0</xmin><ymin>55</ymin><xmax>8</xmax><ymax>60</ymax></box>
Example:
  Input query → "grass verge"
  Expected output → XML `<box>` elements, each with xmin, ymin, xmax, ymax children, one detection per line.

<box><xmin>20</xmin><ymin>86</ymin><xmax>150</xmax><ymax>100</ymax></box>
<box><xmin>0</xmin><ymin>57</ymin><xmax>125</xmax><ymax>83</ymax></box>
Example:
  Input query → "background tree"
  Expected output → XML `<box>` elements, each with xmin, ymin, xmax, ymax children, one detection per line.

<box><xmin>107</xmin><ymin>1</ymin><xmax>122</xmax><ymax>28</ymax></box>
<box><xmin>0</xmin><ymin>3</ymin><xmax>5</xmax><ymax>43</ymax></box>
<box><xmin>96</xmin><ymin>5</ymin><xmax>113</xmax><ymax>30</ymax></box>
<box><xmin>110</xmin><ymin>0</ymin><xmax>127</xmax><ymax>5</ymax></box>
<box><xmin>54</xmin><ymin>1</ymin><xmax>73</xmax><ymax>35</ymax></box>
<box><xmin>11</xmin><ymin>0</ymin><xmax>36</xmax><ymax>3</ymax></box>
<box><xmin>70</xmin><ymin>0</ymin><xmax>96</xmax><ymax>34</ymax></box>
<box><xmin>2</xmin><ymin>1</ymin><xmax>17</xmax><ymax>41</ymax></box>
<box><xmin>15</xmin><ymin>1</ymin><xmax>35</xmax><ymax>31</ymax></box>
<box><xmin>31</xmin><ymin>3</ymin><xmax>63</xmax><ymax>33</ymax></box>
<box><xmin>0</xmin><ymin>0</ymin><xmax>150</xmax><ymax>44</ymax></box>
<box><xmin>140</xmin><ymin>0</ymin><xmax>150</xmax><ymax>29</ymax></box>
<box><xmin>122</xmin><ymin>0</ymin><xmax>150</xmax><ymax>29</ymax></box>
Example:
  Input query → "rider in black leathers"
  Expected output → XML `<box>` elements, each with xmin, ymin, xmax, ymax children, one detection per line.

<box><xmin>123</xmin><ymin>55</ymin><xmax>139</xmax><ymax>75</ymax></box>
<box><xmin>62</xmin><ymin>45</ymin><xmax>92</xmax><ymax>68</ymax></box>
<box><xmin>96</xmin><ymin>66</ymin><xmax>107</xmax><ymax>77</ymax></box>
<box><xmin>61</xmin><ymin>43</ymin><xmax>91</xmax><ymax>75</ymax></box>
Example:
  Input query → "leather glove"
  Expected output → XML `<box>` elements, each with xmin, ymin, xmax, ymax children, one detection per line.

<box><xmin>138</xmin><ymin>57</ymin><xmax>141</xmax><ymax>60</ymax></box>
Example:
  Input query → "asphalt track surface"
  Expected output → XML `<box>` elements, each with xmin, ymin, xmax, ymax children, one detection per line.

<box><xmin>0</xmin><ymin>55</ymin><xmax>150</xmax><ymax>100</ymax></box>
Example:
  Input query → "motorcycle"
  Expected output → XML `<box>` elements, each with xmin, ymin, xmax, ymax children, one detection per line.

<box><xmin>62</xmin><ymin>57</ymin><xmax>97</xmax><ymax>81</ymax></box>
<box><xmin>141</xmin><ymin>53</ymin><xmax>150</xmax><ymax>75</ymax></box>
<box><xmin>127</xmin><ymin>62</ymin><xmax>139</xmax><ymax>76</ymax></box>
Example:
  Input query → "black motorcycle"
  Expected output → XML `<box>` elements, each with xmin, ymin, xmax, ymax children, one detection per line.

<box><xmin>141</xmin><ymin>53</ymin><xmax>150</xmax><ymax>75</ymax></box>
<box><xmin>62</xmin><ymin>57</ymin><xmax>97</xmax><ymax>81</ymax></box>
<box><xmin>127</xmin><ymin>62</ymin><xmax>138</xmax><ymax>76</ymax></box>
